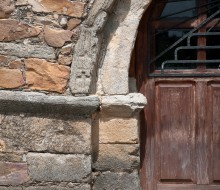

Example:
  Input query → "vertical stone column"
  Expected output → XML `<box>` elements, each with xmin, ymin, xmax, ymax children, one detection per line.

<box><xmin>92</xmin><ymin>93</ymin><xmax>147</xmax><ymax>190</ymax></box>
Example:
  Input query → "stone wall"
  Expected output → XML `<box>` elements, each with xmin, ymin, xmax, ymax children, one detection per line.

<box><xmin>0</xmin><ymin>0</ymin><xmax>150</xmax><ymax>189</ymax></box>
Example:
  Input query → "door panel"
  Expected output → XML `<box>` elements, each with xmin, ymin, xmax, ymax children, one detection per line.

<box><xmin>156</xmin><ymin>83</ymin><xmax>195</xmax><ymax>182</ymax></box>
<box><xmin>210</xmin><ymin>84</ymin><xmax>220</xmax><ymax>182</ymax></box>
<box><xmin>158</xmin><ymin>184</ymin><xmax>220</xmax><ymax>190</ymax></box>
<box><xmin>142</xmin><ymin>79</ymin><xmax>220</xmax><ymax>189</ymax></box>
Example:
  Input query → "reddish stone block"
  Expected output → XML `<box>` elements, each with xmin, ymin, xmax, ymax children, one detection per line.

<box><xmin>0</xmin><ymin>162</ymin><xmax>29</xmax><ymax>185</ymax></box>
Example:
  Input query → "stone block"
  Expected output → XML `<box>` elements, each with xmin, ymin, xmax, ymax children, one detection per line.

<box><xmin>24</xmin><ymin>184</ymin><xmax>90</xmax><ymax>190</ymax></box>
<box><xmin>0</xmin><ymin>188</ymin><xmax>22</xmax><ymax>190</ymax></box>
<box><xmin>0</xmin><ymin>162</ymin><xmax>29</xmax><ymax>185</ymax></box>
<box><xmin>27</xmin><ymin>153</ymin><xmax>91</xmax><ymax>182</ymax></box>
<box><xmin>28</xmin><ymin>0</ymin><xmax>85</xmax><ymax>18</ymax></box>
<box><xmin>99</xmin><ymin>117</ymin><xmax>139</xmax><ymax>144</ymax></box>
<box><xmin>0</xmin><ymin>43</ymin><xmax>55</xmax><ymax>60</ymax></box>
<box><xmin>93</xmin><ymin>144</ymin><xmax>139</xmax><ymax>171</ymax></box>
<box><xmin>0</xmin><ymin>19</ymin><xmax>41</xmax><ymax>42</ymax></box>
<box><xmin>0</xmin><ymin>0</ymin><xmax>14</xmax><ymax>19</ymax></box>
<box><xmin>25</xmin><ymin>58</ymin><xmax>70</xmax><ymax>93</ymax></box>
<box><xmin>101</xmin><ymin>93</ymin><xmax>147</xmax><ymax>117</ymax></box>
<box><xmin>93</xmin><ymin>171</ymin><xmax>140</xmax><ymax>190</ymax></box>
<box><xmin>0</xmin><ymin>68</ymin><xmax>24</xmax><ymax>89</ymax></box>
<box><xmin>0</xmin><ymin>115</ymin><xmax>91</xmax><ymax>154</ymax></box>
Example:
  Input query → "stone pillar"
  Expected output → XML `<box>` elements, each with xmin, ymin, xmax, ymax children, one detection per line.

<box><xmin>92</xmin><ymin>93</ymin><xmax>147</xmax><ymax>190</ymax></box>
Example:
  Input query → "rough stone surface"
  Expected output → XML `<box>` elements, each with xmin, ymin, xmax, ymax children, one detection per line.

<box><xmin>0</xmin><ymin>0</ymin><xmax>15</xmax><ymax>19</ymax></box>
<box><xmin>28</xmin><ymin>0</ymin><xmax>85</xmax><ymax>17</ymax></box>
<box><xmin>69</xmin><ymin>3</ymin><xmax>111</xmax><ymax>94</ymax></box>
<box><xmin>27</xmin><ymin>153</ymin><xmax>91</xmax><ymax>182</ymax></box>
<box><xmin>58</xmin><ymin>54</ymin><xmax>73</xmax><ymax>65</ymax></box>
<box><xmin>0</xmin><ymin>19</ymin><xmax>41</xmax><ymax>42</ymax></box>
<box><xmin>0</xmin><ymin>152</ymin><xmax>25</xmax><ymax>162</ymax></box>
<box><xmin>0</xmin><ymin>43</ymin><xmax>56</xmax><ymax>59</ymax></box>
<box><xmin>8</xmin><ymin>60</ymin><xmax>23</xmax><ymax>69</ymax></box>
<box><xmin>0</xmin><ymin>115</ymin><xmax>91</xmax><ymax>154</ymax></box>
<box><xmin>93</xmin><ymin>144</ymin><xmax>139</xmax><ymax>171</ymax></box>
<box><xmin>67</xmin><ymin>18</ymin><xmax>81</xmax><ymax>30</ymax></box>
<box><xmin>99</xmin><ymin>117</ymin><xmax>138</xmax><ymax>144</ymax></box>
<box><xmin>24</xmin><ymin>184</ymin><xmax>90</xmax><ymax>190</ymax></box>
<box><xmin>0</xmin><ymin>188</ymin><xmax>22</xmax><ymax>190</ymax></box>
<box><xmin>25</xmin><ymin>58</ymin><xmax>70</xmax><ymax>93</ymax></box>
<box><xmin>98</xmin><ymin>0</ymin><xmax>150</xmax><ymax>95</ymax></box>
<box><xmin>44</xmin><ymin>26</ymin><xmax>73</xmax><ymax>48</ymax></box>
<box><xmin>61</xmin><ymin>44</ymin><xmax>72</xmax><ymax>55</ymax></box>
<box><xmin>0</xmin><ymin>162</ymin><xmax>29</xmax><ymax>185</ymax></box>
<box><xmin>93</xmin><ymin>171</ymin><xmax>140</xmax><ymax>190</ymax></box>
<box><xmin>0</xmin><ymin>68</ymin><xmax>24</xmax><ymax>89</ymax></box>
<box><xmin>0</xmin><ymin>91</ymin><xmax>100</xmax><ymax>115</ymax></box>
<box><xmin>101</xmin><ymin>93</ymin><xmax>147</xmax><ymax>117</ymax></box>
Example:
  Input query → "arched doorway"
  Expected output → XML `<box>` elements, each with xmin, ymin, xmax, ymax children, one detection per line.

<box><xmin>133</xmin><ymin>0</ymin><xmax>220</xmax><ymax>189</ymax></box>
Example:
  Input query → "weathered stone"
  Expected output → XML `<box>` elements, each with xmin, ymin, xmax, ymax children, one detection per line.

<box><xmin>59</xmin><ymin>16</ymin><xmax>68</xmax><ymax>27</ymax></box>
<box><xmin>101</xmin><ymin>93</ymin><xmax>147</xmax><ymax>117</ymax></box>
<box><xmin>93</xmin><ymin>171</ymin><xmax>140</xmax><ymax>190</ymax></box>
<box><xmin>25</xmin><ymin>58</ymin><xmax>70</xmax><ymax>93</ymax></box>
<box><xmin>61</xmin><ymin>44</ymin><xmax>72</xmax><ymax>55</ymax></box>
<box><xmin>0</xmin><ymin>43</ymin><xmax>56</xmax><ymax>59</ymax></box>
<box><xmin>99</xmin><ymin>117</ymin><xmax>138</xmax><ymax>144</ymax></box>
<box><xmin>0</xmin><ymin>0</ymin><xmax>15</xmax><ymax>19</ymax></box>
<box><xmin>16</xmin><ymin>0</ymin><xmax>28</xmax><ymax>6</ymax></box>
<box><xmin>0</xmin><ymin>55</ymin><xmax>7</xmax><ymax>67</ymax></box>
<box><xmin>0</xmin><ymin>19</ymin><xmax>41</xmax><ymax>42</ymax></box>
<box><xmin>58</xmin><ymin>54</ymin><xmax>73</xmax><ymax>65</ymax></box>
<box><xmin>0</xmin><ymin>162</ymin><xmax>29</xmax><ymax>185</ymax></box>
<box><xmin>8</xmin><ymin>60</ymin><xmax>23</xmax><ymax>69</ymax></box>
<box><xmin>44</xmin><ymin>26</ymin><xmax>73</xmax><ymax>48</ymax></box>
<box><xmin>0</xmin><ymin>152</ymin><xmax>24</xmax><ymax>162</ymax></box>
<box><xmin>97</xmin><ymin>0</ymin><xmax>150</xmax><ymax>94</ymax></box>
<box><xmin>0</xmin><ymin>187</ymin><xmax>22</xmax><ymax>190</ymax></box>
<box><xmin>0</xmin><ymin>139</ymin><xmax>5</xmax><ymax>152</ymax></box>
<box><xmin>0</xmin><ymin>91</ymin><xmax>100</xmax><ymax>115</ymax></box>
<box><xmin>25</xmin><ymin>184</ymin><xmax>90</xmax><ymax>190</ymax></box>
<box><xmin>0</xmin><ymin>68</ymin><xmax>24</xmax><ymax>89</ymax></box>
<box><xmin>27</xmin><ymin>153</ymin><xmax>91</xmax><ymax>182</ymax></box>
<box><xmin>67</xmin><ymin>18</ymin><xmax>81</xmax><ymax>30</ymax></box>
<box><xmin>93</xmin><ymin>144</ymin><xmax>139</xmax><ymax>171</ymax></box>
<box><xmin>0</xmin><ymin>115</ymin><xmax>91</xmax><ymax>154</ymax></box>
<box><xmin>28</xmin><ymin>0</ymin><xmax>85</xmax><ymax>18</ymax></box>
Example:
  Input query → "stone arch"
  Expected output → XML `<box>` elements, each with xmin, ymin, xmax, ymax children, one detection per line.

<box><xmin>69</xmin><ymin>0</ymin><xmax>151</xmax><ymax>95</ymax></box>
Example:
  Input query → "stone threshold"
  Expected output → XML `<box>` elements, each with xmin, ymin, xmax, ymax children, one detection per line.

<box><xmin>0</xmin><ymin>91</ymin><xmax>147</xmax><ymax>116</ymax></box>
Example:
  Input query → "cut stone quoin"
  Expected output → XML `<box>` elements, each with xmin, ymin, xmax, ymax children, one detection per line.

<box><xmin>0</xmin><ymin>68</ymin><xmax>24</xmax><ymax>89</ymax></box>
<box><xmin>0</xmin><ymin>19</ymin><xmax>41</xmax><ymax>42</ymax></box>
<box><xmin>25</xmin><ymin>58</ymin><xmax>70</xmax><ymax>93</ymax></box>
<box><xmin>28</xmin><ymin>0</ymin><xmax>85</xmax><ymax>18</ymax></box>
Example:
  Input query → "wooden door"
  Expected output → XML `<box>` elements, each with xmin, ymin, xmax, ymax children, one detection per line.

<box><xmin>133</xmin><ymin>0</ymin><xmax>220</xmax><ymax>189</ymax></box>
<box><xmin>141</xmin><ymin>78</ymin><xmax>220</xmax><ymax>190</ymax></box>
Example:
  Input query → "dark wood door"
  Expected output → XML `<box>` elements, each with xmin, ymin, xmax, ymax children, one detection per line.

<box><xmin>133</xmin><ymin>1</ymin><xmax>220</xmax><ymax>189</ymax></box>
<box><xmin>140</xmin><ymin>78</ymin><xmax>220</xmax><ymax>190</ymax></box>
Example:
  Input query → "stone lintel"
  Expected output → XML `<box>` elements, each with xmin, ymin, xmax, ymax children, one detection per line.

<box><xmin>0</xmin><ymin>90</ymin><xmax>100</xmax><ymax>115</ymax></box>
<box><xmin>101</xmin><ymin>93</ymin><xmax>147</xmax><ymax>117</ymax></box>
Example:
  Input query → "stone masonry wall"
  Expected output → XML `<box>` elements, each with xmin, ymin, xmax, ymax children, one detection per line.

<box><xmin>0</xmin><ymin>0</ymin><xmax>94</xmax><ymax>94</ymax></box>
<box><xmin>0</xmin><ymin>0</ymin><xmax>149</xmax><ymax>189</ymax></box>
